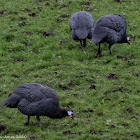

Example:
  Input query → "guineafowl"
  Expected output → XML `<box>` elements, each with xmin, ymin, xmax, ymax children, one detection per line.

<box><xmin>70</xmin><ymin>11</ymin><xmax>94</xmax><ymax>48</ymax></box>
<box><xmin>91</xmin><ymin>14</ymin><xmax>130</xmax><ymax>56</ymax></box>
<box><xmin>2</xmin><ymin>83</ymin><xmax>74</xmax><ymax>126</ymax></box>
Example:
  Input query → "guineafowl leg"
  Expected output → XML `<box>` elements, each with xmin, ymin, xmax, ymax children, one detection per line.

<box><xmin>80</xmin><ymin>40</ymin><xmax>83</xmax><ymax>47</ymax></box>
<box><xmin>36</xmin><ymin>116</ymin><xmax>41</xmax><ymax>127</ymax></box>
<box><xmin>108</xmin><ymin>44</ymin><xmax>112</xmax><ymax>54</ymax></box>
<box><xmin>83</xmin><ymin>39</ymin><xmax>86</xmax><ymax>47</ymax></box>
<box><xmin>97</xmin><ymin>43</ymin><xmax>101</xmax><ymax>57</ymax></box>
<box><xmin>24</xmin><ymin>116</ymin><xmax>30</xmax><ymax>126</ymax></box>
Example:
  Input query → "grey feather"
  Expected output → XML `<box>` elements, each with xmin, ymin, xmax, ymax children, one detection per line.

<box><xmin>91</xmin><ymin>14</ymin><xmax>127</xmax><ymax>44</ymax></box>
<box><xmin>91</xmin><ymin>14</ymin><xmax>129</xmax><ymax>55</ymax></box>
<box><xmin>70</xmin><ymin>11</ymin><xmax>94</xmax><ymax>47</ymax></box>
<box><xmin>2</xmin><ymin>93</ymin><xmax>22</xmax><ymax>108</ymax></box>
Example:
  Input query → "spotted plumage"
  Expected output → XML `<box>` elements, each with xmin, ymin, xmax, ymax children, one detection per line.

<box><xmin>2</xmin><ymin>83</ymin><xmax>74</xmax><ymax>126</ymax></box>
<box><xmin>70</xmin><ymin>11</ymin><xmax>94</xmax><ymax>47</ymax></box>
<box><xmin>91</xmin><ymin>14</ymin><xmax>130</xmax><ymax>56</ymax></box>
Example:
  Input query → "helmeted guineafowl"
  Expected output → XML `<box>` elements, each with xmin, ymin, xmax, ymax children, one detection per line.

<box><xmin>91</xmin><ymin>14</ymin><xmax>130</xmax><ymax>56</ymax></box>
<box><xmin>70</xmin><ymin>11</ymin><xmax>94</xmax><ymax>48</ymax></box>
<box><xmin>2</xmin><ymin>83</ymin><xmax>74</xmax><ymax>126</ymax></box>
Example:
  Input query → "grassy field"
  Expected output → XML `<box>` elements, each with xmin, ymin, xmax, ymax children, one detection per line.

<box><xmin>0</xmin><ymin>0</ymin><xmax>140</xmax><ymax>139</ymax></box>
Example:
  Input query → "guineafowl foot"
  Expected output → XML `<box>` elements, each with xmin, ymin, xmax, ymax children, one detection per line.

<box><xmin>79</xmin><ymin>39</ymin><xmax>87</xmax><ymax>48</ymax></box>
<box><xmin>83</xmin><ymin>39</ymin><xmax>86</xmax><ymax>48</ymax></box>
<box><xmin>24</xmin><ymin>116</ymin><xmax>30</xmax><ymax>126</ymax></box>
<box><xmin>24</xmin><ymin>122</ymin><xmax>29</xmax><ymax>126</ymax></box>
<box><xmin>36</xmin><ymin>116</ymin><xmax>41</xmax><ymax>127</ymax></box>
<box><xmin>80</xmin><ymin>40</ymin><xmax>83</xmax><ymax>48</ymax></box>
<box><xmin>108</xmin><ymin>44</ymin><xmax>112</xmax><ymax>55</ymax></box>
<box><xmin>78</xmin><ymin>46</ymin><xmax>83</xmax><ymax>49</ymax></box>
<box><xmin>109</xmin><ymin>49</ymin><xmax>112</xmax><ymax>55</ymax></box>
<box><xmin>38</xmin><ymin>123</ymin><xmax>42</xmax><ymax>127</ymax></box>
<box><xmin>96</xmin><ymin>43</ymin><xmax>102</xmax><ymax>57</ymax></box>
<box><xmin>78</xmin><ymin>45</ymin><xmax>84</xmax><ymax>50</ymax></box>
<box><xmin>96</xmin><ymin>53</ymin><xmax>102</xmax><ymax>57</ymax></box>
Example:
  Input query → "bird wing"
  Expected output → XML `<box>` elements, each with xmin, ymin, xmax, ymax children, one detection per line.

<box><xmin>13</xmin><ymin>83</ymin><xmax>58</xmax><ymax>103</ymax></box>
<box><xmin>98</xmin><ymin>14</ymin><xmax>126</xmax><ymax>33</ymax></box>
<box><xmin>17</xmin><ymin>98</ymin><xmax>59</xmax><ymax>116</ymax></box>
<box><xmin>91</xmin><ymin>14</ymin><xmax>126</xmax><ymax>43</ymax></box>
<box><xmin>91</xmin><ymin>26</ymin><xmax>108</xmax><ymax>43</ymax></box>
<box><xmin>2</xmin><ymin>92</ymin><xmax>22</xmax><ymax>108</ymax></box>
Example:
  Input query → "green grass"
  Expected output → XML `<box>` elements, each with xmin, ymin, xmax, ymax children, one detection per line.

<box><xmin>0</xmin><ymin>0</ymin><xmax>140</xmax><ymax>139</ymax></box>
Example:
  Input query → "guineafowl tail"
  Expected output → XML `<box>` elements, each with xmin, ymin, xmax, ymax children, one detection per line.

<box><xmin>75</xmin><ymin>28</ymin><xmax>88</xmax><ymax>40</ymax></box>
<box><xmin>2</xmin><ymin>93</ymin><xmax>21</xmax><ymax>108</ymax></box>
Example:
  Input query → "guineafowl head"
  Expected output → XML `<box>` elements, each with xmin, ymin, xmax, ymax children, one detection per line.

<box><xmin>126</xmin><ymin>36</ymin><xmax>130</xmax><ymax>45</ymax></box>
<box><xmin>59</xmin><ymin>108</ymin><xmax>74</xmax><ymax>120</ymax></box>
<box><xmin>67</xmin><ymin>110</ymin><xmax>74</xmax><ymax>120</ymax></box>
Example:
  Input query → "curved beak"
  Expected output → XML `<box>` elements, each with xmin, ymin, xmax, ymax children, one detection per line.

<box><xmin>127</xmin><ymin>40</ymin><xmax>130</xmax><ymax>45</ymax></box>
<box><xmin>69</xmin><ymin>115</ymin><xmax>74</xmax><ymax>120</ymax></box>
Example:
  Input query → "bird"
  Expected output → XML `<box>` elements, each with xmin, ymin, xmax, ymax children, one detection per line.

<box><xmin>70</xmin><ymin>11</ymin><xmax>94</xmax><ymax>48</ymax></box>
<box><xmin>91</xmin><ymin>14</ymin><xmax>130</xmax><ymax>56</ymax></box>
<box><xmin>2</xmin><ymin>83</ymin><xmax>74</xmax><ymax>126</ymax></box>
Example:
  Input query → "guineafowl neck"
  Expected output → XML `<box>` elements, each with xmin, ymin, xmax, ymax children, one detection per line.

<box><xmin>119</xmin><ymin>34</ymin><xmax>127</xmax><ymax>43</ymax></box>
<box><xmin>54</xmin><ymin>108</ymin><xmax>68</xmax><ymax>119</ymax></box>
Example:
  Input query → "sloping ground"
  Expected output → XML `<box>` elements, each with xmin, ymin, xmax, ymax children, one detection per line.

<box><xmin>0</xmin><ymin>0</ymin><xmax>140</xmax><ymax>139</ymax></box>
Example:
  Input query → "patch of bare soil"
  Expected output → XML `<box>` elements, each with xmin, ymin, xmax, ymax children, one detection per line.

<box><xmin>91</xmin><ymin>130</ymin><xmax>103</xmax><ymax>135</ymax></box>
<box><xmin>105</xmin><ymin>73</ymin><xmax>118</xmax><ymax>79</ymax></box>
<box><xmin>30</xmin><ymin>136</ymin><xmax>36</xmax><ymax>140</ymax></box>
<box><xmin>42</xmin><ymin>32</ymin><xmax>54</xmax><ymax>37</ymax></box>
<box><xmin>28</xmin><ymin>13</ymin><xmax>37</xmax><ymax>17</ymax></box>
<box><xmin>11</xmin><ymin>74</ymin><xmax>20</xmax><ymax>78</ymax></box>
<box><xmin>113</xmin><ymin>86</ymin><xmax>130</xmax><ymax>93</ymax></box>
<box><xmin>82</xmin><ymin>108</ymin><xmax>95</xmax><ymax>113</ymax></box>
<box><xmin>97</xmin><ymin>112</ymin><xmax>103</xmax><ymax>116</ymax></box>
<box><xmin>81</xmin><ymin>2</ymin><xmax>91</xmax><ymax>6</ymax></box>
<box><xmin>45</xmin><ymin>3</ymin><xmax>50</xmax><ymax>6</ymax></box>
<box><xmin>114</xmin><ymin>0</ymin><xmax>121</xmax><ymax>3</ymax></box>
<box><xmin>23</xmin><ymin>8</ymin><xmax>31</xmax><ymax>13</ymax></box>
<box><xmin>0</xmin><ymin>125</ymin><xmax>6</xmax><ymax>133</ymax></box>
<box><xmin>63</xmin><ymin>130</ymin><xmax>81</xmax><ymax>135</ymax></box>
<box><xmin>23</xmin><ymin>31</ymin><xmax>32</xmax><ymax>35</ymax></box>
<box><xmin>59</xmin><ymin>41</ymin><xmax>68</xmax><ymax>45</ymax></box>
<box><xmin>89</xmin><ymin>84</ymin><xmax>96</xmax><ymax>90</ymax></box>
<box><xmin>117</xmin><ymin>56</ymin><xmax>129</xmax><ymax>61</ymax></box>
<box><xmin>137</xmin><ymin>90</ymin><xmax>140</xmax><ymax>93</ymax></box>
<box><xmin>105</xmin><ymin>60</ymin><xmax>111</xmax><ymax>64</ymax></box>
<box><xmin>0</xmin><ymin>10</ymin><xmax>5</xmax><ymax>15</ymax></box>
<box><xmin>132</xmin><ymin>72</ymin><xmax>139</xmax><ymax>77</ymax></box>
<box><xmin>59</xmin><ymin>4</ymin><xmax>68</xmax><ymax>9</ymax></box>
<box><xmin>60</xmin><ymin>14</ymin><xmax>69</xmax><ymax>18</ymax></box>
<box><xmin>5</xmin><ymin>35</ymin><xmax>15</xmax><ymax>42</ymax></box>
<box><xmin>22</xmin><ymin>41</ymin><xmax>32</xmax><ymax>46</ymax></box>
